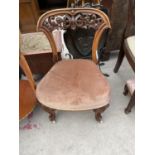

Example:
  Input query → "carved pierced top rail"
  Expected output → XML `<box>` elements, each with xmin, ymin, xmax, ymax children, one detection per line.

<box><xmin>37</xmin><ymin>8</ymin><xmax>110</xmax><ymax>32</ymax></box>
<box><xmin>37</xmin><ymin>8</ymin><xmax>111</xmax><ymax>63</ymax></box>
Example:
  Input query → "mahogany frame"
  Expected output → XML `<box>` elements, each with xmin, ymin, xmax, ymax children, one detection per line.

<box><xmin>113</xmin><ymin>0</ymin><xmax>135</xmax><ymax>114</ymax></box>
<box><xmin>35</xmin><ymin>8</ymin><xmax>111</xmax><ymax>123</ymax></box>
<box><xmin>36</xmin><ymin>8</ymin><xmax>111</xmax><ymax>64</ymax></box>
<box><xmin>19</xmin><ymin>52</ymin><xmax>37</xmax><ymax>120</ymax></box>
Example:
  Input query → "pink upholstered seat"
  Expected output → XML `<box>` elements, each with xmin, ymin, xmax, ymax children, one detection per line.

<box><xmin>36</xmin><ymin>59</ymin><xmax>111</xmax><ymax>111</ymax></box>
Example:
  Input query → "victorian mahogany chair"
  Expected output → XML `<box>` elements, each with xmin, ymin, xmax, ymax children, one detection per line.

<box><xmin>113</xmin><ymin>36</ymin><xmax>135</xmax><ymax>73</ymax></box>
<box><xmin>114</xmin><ymin>35</ymin><xmax>135</xmax><ymax>114</ymax></box>
<box><xmin>35</xmin><ymin>8</ymin><xmax>111</xmax><ymax>123</ymax></box>
<box><xmin>19</xmin><ymin>52</ymin><xmax>37</xmax><ymax>120</ymax></box>
<box><xmin>113</xmin><ymin>0</ymin><xmax>135</xmax><ymax>114</ymax></box>
<box><xmin>19</xmin><ymin>32</ymin><xmax>37</xmax><ymax>120</ymax></box>
<box><xmin>19</xmin><ymin>30</ymin><xmax>63</xmax><ymax>120</ymax></box>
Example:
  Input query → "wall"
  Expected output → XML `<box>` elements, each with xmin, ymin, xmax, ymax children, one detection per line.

<box><xmin>105</xmin><ymin>0</ymin><xmax>135</xmax><ymax>57</ymax></box>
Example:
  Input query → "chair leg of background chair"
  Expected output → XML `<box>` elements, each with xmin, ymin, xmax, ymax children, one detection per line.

<box><xmin>113</xmin><ymin>45</ymin><xmax>125</xmax><ymax>73</ymax></box>
<box><xmin>93</xmin><ymin>104</ymin><xmax>109</xmax><ymax>123</ymax></box>
<box><xmin>102</xmin><ymin>51</ymin><xmax>110</xmax><ymax>61</ymax></box>
<box><xmin>42</xmin><ymin>105</ymin><xmax>56</xmax><ymax>123</ymax></box>
<box><xmin>125</xmin><ymin>91</ymin><xmax>135</xmax><ymax>114</ymax></box>
<box><xmin>123</xmin><ymin>84</ymin><xmax>129</xmax><ymax>96</ymax></box>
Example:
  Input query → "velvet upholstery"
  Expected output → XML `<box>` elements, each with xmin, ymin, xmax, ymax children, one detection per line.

<box><xmin>36</xmin><ymin>59</ymin><xmax>111</xmax><ymax>111</ymax></box>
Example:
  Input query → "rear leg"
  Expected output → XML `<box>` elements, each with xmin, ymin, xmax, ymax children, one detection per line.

<box><xmin>125</xmin><ymin>91</ymin><xmax>135</xmax><ymax>114</ymax></box>
<box><xmin>123</xmin><ymin>84</ymin><xmax>129</xmax><ymax>96</ymax></box>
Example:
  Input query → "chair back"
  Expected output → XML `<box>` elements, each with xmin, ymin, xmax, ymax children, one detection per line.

<box><xmin>37</xmin><ymin>8</ymin><xmax>111</xmax><ymax>64</ymax></box>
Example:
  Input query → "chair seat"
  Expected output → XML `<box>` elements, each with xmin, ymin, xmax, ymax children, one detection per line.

<box><xmin>125</xmin><ymin>36</ymin><xmax>135</xmax><ymax>57</ymax></box>
<box><xmin>21</xmin><ymin>31</ymin><xmax>62</xmax><ymax>55</ymax></box>
<box><xmin>36</xmin><ymin>59</ymin><xmax>111</xmax><ymax>111</ymax></box>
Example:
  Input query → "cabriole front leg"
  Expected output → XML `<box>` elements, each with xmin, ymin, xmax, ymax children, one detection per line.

<box><xmin>41</xmin><ymin>105</ymin><xmax>56</xmax><ymax>123</ymax></box>
<box><xmin>93</xmin><ymin>104</ymin><xmax>109</xmax><ymax>123</ymax></box>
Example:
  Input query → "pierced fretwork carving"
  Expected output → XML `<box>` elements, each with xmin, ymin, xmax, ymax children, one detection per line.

<box><xmin>42</xmin><ymin>12</ymin><xmax>103</xmax><ymax>32</ymax></box>
<box><xmin>37</xmin><ymin>8</ymin><xmax>111</xmax><ymax>64</ymax></box>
